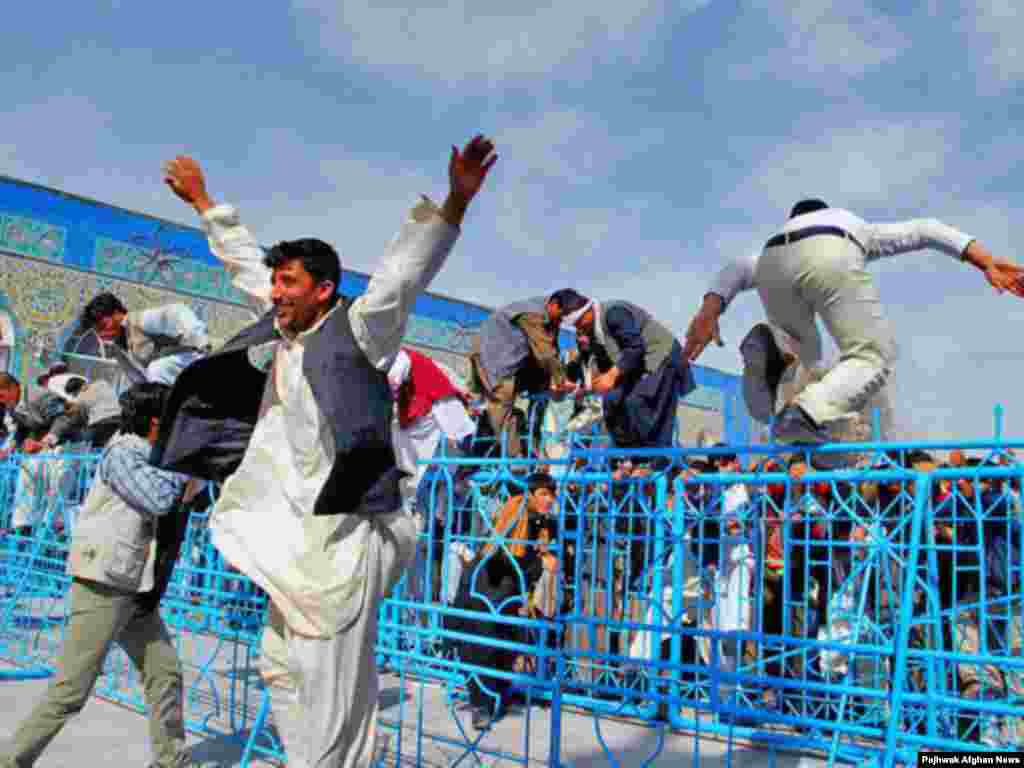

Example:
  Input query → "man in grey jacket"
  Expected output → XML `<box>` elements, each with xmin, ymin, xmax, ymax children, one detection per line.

<box><xmin>470</xmin><ymin>289</ymin><xmax>584</xmax><ymax>458</ymax></box>
<box><xmin>42</xmin><ymin>373</ymin><xmax>122</xmax><ymax>450</ymax></box>
<box><xmin>0</xmin><ymin>382</ymin><xmax>190</xmax><ymax>768</ymax></box>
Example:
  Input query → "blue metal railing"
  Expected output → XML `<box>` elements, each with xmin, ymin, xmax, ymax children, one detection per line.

<box><xmin>2</xmin><ymin>429</ymin><xmax>1024</xmax><ymax>766</ymax></box>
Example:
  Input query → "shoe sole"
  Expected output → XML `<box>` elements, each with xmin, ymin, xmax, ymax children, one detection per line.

<box><xmin>741</xmin><ymin>324</ymin><xmax>787</xmax><ymax>424</ymax></box>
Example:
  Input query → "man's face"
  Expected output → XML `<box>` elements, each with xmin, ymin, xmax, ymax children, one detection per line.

<box><xmin>94</xmin><ymin>311</ymin><xmax>126</xmax><ymax>341</ymax></box>
<box><xmin>546</xmin><ymin>300</ymin><xmax>563</xmax><ymax>328</ymax></box>
<box><xmin>761</xmin><ymin>461</ymin><xmax>786</xmax><ymax>500</ymax></box>
<box><xmin>574</xmin><ymin>306</ymin><xmax>596</xmax><ymax>337</ymax></box>
<box><xmin>531</xmin><ymin>487</ymin><xmax>556</xmax><ymax>515</ymax></box>
<box><xmin>909</xmin><ymin>460</ymin><xmax>936</xmax><ymax>496</ymax></box>
<box><xmin>270</xmin><ymin>259</ymin><xmax>335</xmax><ymax>335</ymax></box>
<box><xmin>717</xmin><ymin>456</ymin><xmax>739</xmax><ymax>474</ymax></box>
<box><xmin>0</xmin><ymin>384</ymin><xmax>20</xmax><ymax>408</ymax></box>
<box><xmin>789</xmin><ymin>462</ymin><xmax>808</xmax><ymax>496</ymax></box>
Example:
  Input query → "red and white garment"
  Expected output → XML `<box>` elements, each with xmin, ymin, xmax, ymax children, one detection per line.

<box><xmin>387</xmin><ymin>348</ymin><xmax>475</xmax><ymax>516</ymax></box>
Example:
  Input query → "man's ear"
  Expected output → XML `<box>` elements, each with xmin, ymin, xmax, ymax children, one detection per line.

<box><xmin>316</xmin><ymin>280</ymin><xmax>336</xmax><ymax>304</ymax></box>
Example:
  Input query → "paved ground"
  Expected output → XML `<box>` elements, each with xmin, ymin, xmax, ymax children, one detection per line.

<box><xmin>0</xmin><ymin>664</ymin><xmax>833</xmax><ymax>767</ymax></box>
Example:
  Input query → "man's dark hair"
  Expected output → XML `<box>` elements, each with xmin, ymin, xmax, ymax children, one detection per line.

<box><xmin>64</xmin><ymin>377</ymin><xmax>87</xmax><ymax>398</ymax></box>
<box><xmin>548</xmin><ymin>289</ymin><xmax>589</xmax><ymax>314</ymax></box>
<box><xmin>527</xmin><ymin>472</ymin><xmax>557</xmax><ymax>495</ymax></box>
<box><xmin>263</xmin><ymin>239</ymin><xmax>342</xmax><ymax>290</ymax></box>
<box><xmin>711</xmin><ymin>442</ymin><xmax>738</xmax><ymax>466</ymax></box>
<box><xmin>81</xmin><ymin>292</ymin><xmax>127</xmax><ymax>332</ymax></box>
<box><xmin>685</xmin><ymin>459</ymin><xmax>714</xmax><ymax>474</ymax></box>
<box><xmin>905</xmin><ymin>449</ymin><xmax>935</xmax><ymax>467</ymax></box>
<box><xmin>789</xmin><ymin>199</ymin><xmax>830</xmax><ymax>219</ymax></box>
<box><xmin>119</xmin><ymin>382</ymin><xmax>171</xmax><ymax>438</ymax></box>
<box><xmin>0</xmin><ymin>373</ymin><xmax>20</xmax><ymax>390</ymax></box>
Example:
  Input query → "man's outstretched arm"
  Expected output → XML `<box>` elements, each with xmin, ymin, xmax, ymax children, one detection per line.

<box><xmin>682</xmin><ymin>251</ymin><xmax>758</xmax><ymax>361</ymax></box>
<box><xmin>352</xmin><ymin>135</ymin><xmax>497</xmax><ymax>370</ymax></box>
<box><xmin>962</xmin><ymin>240</ymin><xmax>1024</xmax><ymax>298</ymax></box>
<box><xmin>862</xmin><ymin>218</ymin><xmax>1024</xmax><ymax>298</ymax></box>
<box><xmin>163</xmin><ymin>156</ymin><xmax>273</xmax><ymax>314</ymax></box>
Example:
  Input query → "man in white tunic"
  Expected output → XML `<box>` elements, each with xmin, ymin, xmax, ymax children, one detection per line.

<box><xmin>683</xmin><ymin>198</ymin><xmax>1024</xmax><ymax>448</ymax></box>
<box><xmin>160</xmin><ymin>136</ymin><xmax>496</xmax><ymax>768</ymax></box>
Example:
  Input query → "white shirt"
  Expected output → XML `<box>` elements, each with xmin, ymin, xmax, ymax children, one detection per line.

<box><xmin>126</xmin><ymin>304</ymin><xmax>210</xmax><ymax>353</ymax></box>
<box><xmin>199</xmin><ymin>199</ymin><xmax>459</xmax><ymax>637</ymax></box>
<box><xmin>708</xmin><ymin>208</ymin><xmax>975</xmax><ymax>309</ymax></box>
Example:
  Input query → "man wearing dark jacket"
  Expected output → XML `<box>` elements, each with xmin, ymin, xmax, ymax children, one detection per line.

<box><xmin>448</xmin><ymin>473</ymin><xmax>559</xmax><ymax>729</ymax></box>
<box><xmin>564</xmin><ymin>295</ymin><xmax>695</xmax><ymax>452</ymax></box>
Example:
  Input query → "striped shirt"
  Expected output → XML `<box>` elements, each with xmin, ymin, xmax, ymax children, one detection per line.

<box><xmin>99</xmin><ymin>433</ymin><xmax>188</xmax><ymax>517</ymax></box>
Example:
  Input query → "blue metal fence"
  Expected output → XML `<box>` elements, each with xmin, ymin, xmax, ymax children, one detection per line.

<box><xmin>2</xmin><ymin>435</ymin><xmax>1024</xmax><ymax>766</ymax></box>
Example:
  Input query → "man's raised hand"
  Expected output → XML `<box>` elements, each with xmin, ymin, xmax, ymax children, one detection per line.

<box><xmin>163</xmin><ymin>156</ymin><xmax>214</xmax><ymax>214</ymax></box>
<box><xmin>985</xmin><ymin>259</ymin><xmax>1024</xmax><ymax>299</ymax></box>
<box><xmin>441</xmin><ymin>135</ymin><xmax>497</xmax><ymax>227</ymax></box>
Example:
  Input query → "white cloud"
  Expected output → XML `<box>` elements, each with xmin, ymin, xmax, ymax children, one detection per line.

<box><xmin>962</xmin><ymin>0</ymin><xmax>1024</xmax><ymax>88</ymax></box>
<box><xmin>729</xmin><ymin>117</ymin><xmax>957</xmax><ymax>214</ymax></box>
<box><xmin>495</xmin><ymin>109</ymin><xmax>618</xmax><ymax>185</ymax></box>
<box><xmin>729</xmin><ymin>1</ymin><xmax>907</xmax><ymax>81</ymax></box>
<box><xmin>288</xmin><ymin>0</ymin><xmax>708</xmax><ymax>85</ymax></box>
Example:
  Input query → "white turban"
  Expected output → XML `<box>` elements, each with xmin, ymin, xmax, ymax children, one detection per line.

<box><xmin>561</xmin><ymin>300</ymin><xmax>593</xmax><ymax>330</ymax></box>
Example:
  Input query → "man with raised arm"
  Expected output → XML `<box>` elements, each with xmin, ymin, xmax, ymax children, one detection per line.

<box><xmin>157</xmin><ymin>137</ymin><xmax>496</xmax><ymax>768</ymax></box>
<box><xmin>683</xmin><ymin>199</ymin><xmax>1024</xmax><ymax>449</ymax></box>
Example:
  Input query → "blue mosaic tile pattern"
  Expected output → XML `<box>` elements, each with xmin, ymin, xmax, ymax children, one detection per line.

<box><xmin>0</xmin><ymin>214</ymin><xmax>66</xmax><ymax>263</ymax></box>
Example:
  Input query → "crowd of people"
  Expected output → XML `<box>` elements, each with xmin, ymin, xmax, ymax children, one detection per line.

<box><xmin>0</xmin><ymin>131</ymin><xmax>1022</xmax><ymax>765</ymax></box>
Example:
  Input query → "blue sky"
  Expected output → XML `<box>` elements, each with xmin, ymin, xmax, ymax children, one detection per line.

<box><xmin>2</xmin><ymin>1</ymin><xmax>1022</xmax><ymax>441</ymax></box>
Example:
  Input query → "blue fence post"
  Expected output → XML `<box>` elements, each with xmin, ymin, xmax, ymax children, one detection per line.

<box><xmin>882</xmin><ymin>471</ymin><xmax>931</xmax><ymax>767</ymax></box>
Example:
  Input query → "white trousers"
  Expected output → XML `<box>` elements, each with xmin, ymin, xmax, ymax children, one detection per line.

<box><xmin>754</xmin><ymin>235</ymin><xmax>897</xmax><ymax>426</ymax></box>
<box><xmin>259</xmin><ymin>512</ymin><xmax>416</xmax><ymax>768</ymax></box>
<box><xmin>392</xmin><ymin>398</ymin><xmax>474</xmax><ymax>518</ymax></box>
<box><xmin>705</xmin><ymin>540</ymin><xmax>755</xmax><ymax>703</ymax></box>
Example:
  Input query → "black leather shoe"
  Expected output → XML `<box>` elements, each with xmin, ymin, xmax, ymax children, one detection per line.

<box><xmin>772</xmin><ymin>404</ymin><xmax>826</xmax><ymax>444</ymax></box>
<box><xmin>772</xmin><ymin>405</ymin><xmax>847</xmax><ymax>469</ymax></box>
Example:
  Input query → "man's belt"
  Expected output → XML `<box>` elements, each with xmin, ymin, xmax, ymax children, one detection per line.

<box><xmin>765</xmin><ymin>225</ymin><xmax>865</xmax><ymax>254</ymax></box>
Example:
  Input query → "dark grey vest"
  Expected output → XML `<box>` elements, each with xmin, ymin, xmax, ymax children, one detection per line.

<box><xmin>599</xmin><ymin>300</ymin><xmax>676</xmax><ymax>374</ymax></box>
<box><xmin>151</xmin><ymin>300</ymin><xmax>400</xmax><ymax>517</ymax></box>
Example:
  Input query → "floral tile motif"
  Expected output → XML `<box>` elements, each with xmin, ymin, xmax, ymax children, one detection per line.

<box><xmin>94</xmin><ymin>236</ymin><xmax>245</xmax><ymax>305</ymax></box>
<box><xmin>406</xmin><ymin>314</ymin><xmax>480</xmax><ymax>356</ymax></box>
<box><xmin>0</xmin><ymin>215</ymin><xmax>66</xmax><ymax>263</ymax></box>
